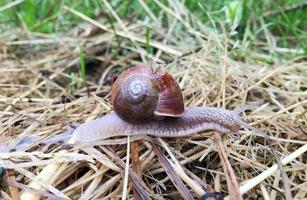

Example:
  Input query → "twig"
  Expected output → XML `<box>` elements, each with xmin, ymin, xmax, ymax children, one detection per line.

<box><xmin>102</xmin><ymin>146</ymin><xmax>152</xmax><ymax>200</ymax></box>
<box><xmin>20</xmin><ymin>106</ymin><xmax>103</xmax><ymax>199</ymax></box>
<box><xmin>151</xmin><ymin>142</ymin><xmax>194</xmax><ymax>200</ymax></box>
<box><xmin>131</xmin><ymin>140</ymin><xmax>142</xmax><ymax>200</ymax></box>
<box><xmin>5</xmin><ymin>169</ymin><xmax>20</xmax><ymax>200</ymax></box>
<box><xmin>214</xmin><ymin>133</ymin><xmax>243</xmax><ymax>200</ymax></box>
<box><xmin>7</xmin><ymin>179</ymin><xmax>66</xmax><ymax>200</ymax></box>
<box><xmin>157</xmin><ymin>138</ymin><xmax>206</xmax><ymax>196</ymax></box>
<box><xmin>122</xmin><ymin>136</ymin><xmax>131</xmax><ymax>200</ymax></box>
<box><xmin>272</xmin><ymin>149</ymin><xmax>293</xmax><ymax>200</ymax></box>
<box><xmin>224</xmin><ymin>143</ymin><xmax>307</xmax><ymax>199</ymax></box>
<box><xmin>19</xmin><ymin>163</ymin><xmax>65</xmax><ymax>200</ymax></box>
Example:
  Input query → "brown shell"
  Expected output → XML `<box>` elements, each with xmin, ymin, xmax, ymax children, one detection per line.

<box><xmin>111</xmin><ymin>65</ymin><xmax>184</xmax><ymax>123</ymax></box>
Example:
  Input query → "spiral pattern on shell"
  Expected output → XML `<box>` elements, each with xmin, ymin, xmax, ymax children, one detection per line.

<box><xmin>113</xmin><ymin>73</ymin><xmax>159</xmax><ymax>123</ymax></box>
<box><xmin>111</xmin><ymin>65</ymin><xmax>184</xmax><ymax>123</ymax></box>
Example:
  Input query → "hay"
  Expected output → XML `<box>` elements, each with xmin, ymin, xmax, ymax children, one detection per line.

<box><xmin>0</xmin><ymin>2</ymin><xmax>306</xmax><ymax>200</ymax></box>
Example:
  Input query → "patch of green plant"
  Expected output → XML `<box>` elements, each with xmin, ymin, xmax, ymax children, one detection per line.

<box><xmin>0</xmin><ymin>0</ymin><xmax>98</xmax><ymax>33</ymax></box>
<box><xmin>69</xmin><ymin>72</ymin><xmax>78</xmax><ymax>92</ymax></box>
<box><xmin>79</xmin><ymin>47</ymin><xmax>87</xmax><ymax>87</ymax></box>
<box><xmin>1</xmin><ymin>0</ymin><xmax>305</xmax><ymax>54</ymax></box>
<box><xmin>146</xmin><ymin>26</ymin><xmax>152</xmax><ymax>55</ymax></box>
<box><xmin>105</xmin><ymin>12</ymin><xmax>121</xmax><ymax>49</ymax></box>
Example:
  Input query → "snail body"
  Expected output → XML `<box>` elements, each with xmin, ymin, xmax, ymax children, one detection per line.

<box><xmin>70</xmin><ymin>65</ymin><xmax>263</xmax><ymax>144</ymax></box>
<box><xmin>72</xmin><ymin>107</ymin><xmax>244</xmax><ymax>143</ymax></box>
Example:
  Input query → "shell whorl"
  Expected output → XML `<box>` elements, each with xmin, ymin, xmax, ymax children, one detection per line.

<box><xmin>112</xmin><ymin>71</ymin><xmax>160</xmax><ymax>123</ymax></box>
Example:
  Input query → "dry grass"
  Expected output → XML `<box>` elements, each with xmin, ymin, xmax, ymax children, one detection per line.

<box><xmin>0</xmin><ymin>2</ymin><xmax>307</xmax><ymax>200</ymax></box>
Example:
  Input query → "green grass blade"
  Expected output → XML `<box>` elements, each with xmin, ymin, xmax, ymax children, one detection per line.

<box><xmin>79</xmin><ymin>47</ymin><xmax>87</xmax><ymax>87</ymax></box>
<box><xmin>146</xmin><ymin>26</ymin><xmax>151</xmax><ymax>54</ymax></box>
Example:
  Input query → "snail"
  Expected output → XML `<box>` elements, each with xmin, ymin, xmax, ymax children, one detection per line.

<box><xmin>70</xmin><ymin>65</ymin><xmax>267</xmax><ymax>144</ymax></box>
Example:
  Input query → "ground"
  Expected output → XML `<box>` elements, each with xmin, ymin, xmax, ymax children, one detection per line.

<box><xmin>0</xmin><ymin>0</ymin><xmax>306</xmax><ymax>199</ymax></box>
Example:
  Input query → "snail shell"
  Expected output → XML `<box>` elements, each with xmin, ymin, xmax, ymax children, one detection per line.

<box><xmin>111</xmin><ymin>65</ymin><xmax>184</xmax><ymax>123</ymax></box>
